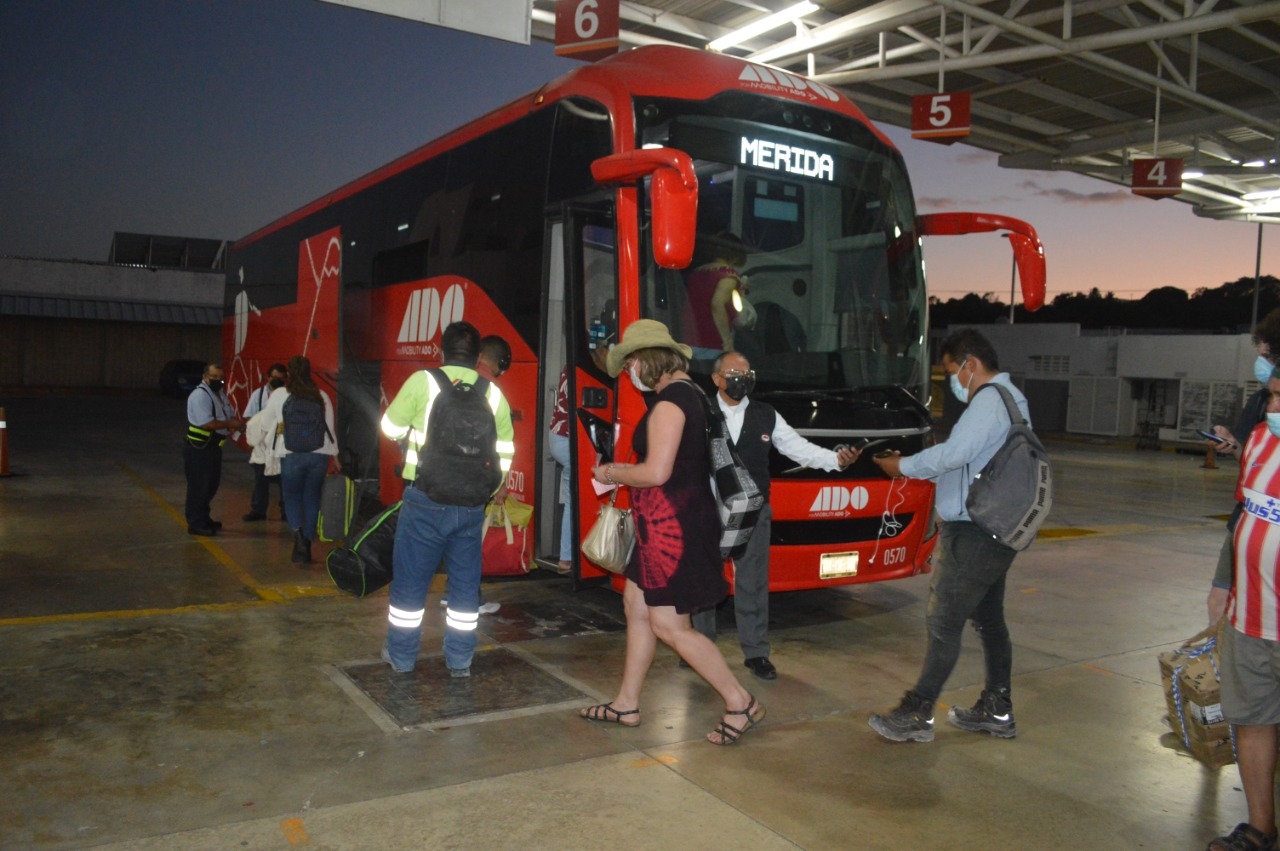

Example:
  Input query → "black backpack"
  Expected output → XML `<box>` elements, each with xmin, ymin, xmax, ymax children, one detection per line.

<box><xmin>416</xmin><ymin>368</ymin><xmax>502</xmax><ymax>506</ymax></box>
<box><xmin>282</xmin><ymin>394</ymin><xmax>330</xmax><ymax>452</ymax></box>
<box><xmin>965</xmin><ymin>383</ymin><xmax>1053</xmax><ymax>552</ymax></box>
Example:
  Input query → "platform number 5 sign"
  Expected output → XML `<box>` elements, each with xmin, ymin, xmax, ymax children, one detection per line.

<box><xmin>555</xmin><ymin>0</ymin><xmax>620</xmax><ymax>62</ymax></box>
<box><xmin>1131</xmin><ymin>158</ymin><xmax>1183</xmax><ymax>197</ymax></box>
<box><xmin>911</xmin><ymin>92</ymin><xmax>971</xmax><ymax>142</ymax></box>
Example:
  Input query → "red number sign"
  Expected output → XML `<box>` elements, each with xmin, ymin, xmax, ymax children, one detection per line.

<box><xmin>555</xmin><ymin>0</ymin><xmax>620</xmax><ymax>62</ymax></box>
<box><xmin>1131</xmin><ymin>158</ymin><xmax>1183</xmax><ymax>197</ymax></box>
<box><xmin>911</xmin><ymin>92</ymin><xmax>971</xmax><ymax>142</ymax></box>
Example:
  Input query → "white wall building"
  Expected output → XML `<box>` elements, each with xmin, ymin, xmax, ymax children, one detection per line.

<box><xmin>948</xmin><ymin>323</ymin><xmax>1257</xmax><ymax>442</ymax></box>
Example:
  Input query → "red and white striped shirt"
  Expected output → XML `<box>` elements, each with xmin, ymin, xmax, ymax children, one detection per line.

<box><xmin>1232</xmin><ymin>420</ymin><xmax>1280</xmax><ymax>640</ymax></box>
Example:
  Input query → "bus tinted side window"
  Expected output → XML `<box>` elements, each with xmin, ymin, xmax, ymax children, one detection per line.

<box><xmin>548</xmin><ymin>98</ymin><xmax>612</xmax><ymax>203</ymax></box>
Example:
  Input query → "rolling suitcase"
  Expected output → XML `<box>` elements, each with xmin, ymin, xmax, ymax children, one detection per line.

<box><xmin>316</xmin><ymin>473</ymin><xmax>355</xmax><ymax>542</ymax></box>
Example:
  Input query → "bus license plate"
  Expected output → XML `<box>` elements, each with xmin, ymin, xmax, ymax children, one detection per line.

<box><xmin>820</xmin><ymin>551</ymin><xmax>859</xmax><ymax>579</ymax></box>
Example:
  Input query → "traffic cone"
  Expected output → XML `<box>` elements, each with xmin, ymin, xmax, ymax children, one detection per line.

<box><xmin>0</xmin><ymin>407</ymin><xmax>9</xmax><ymax>477</ymax></box>
<box><xmin>1202</xmin><ymin>444</ymin><xmax>1217</xmax><ymax>470</ymax></box>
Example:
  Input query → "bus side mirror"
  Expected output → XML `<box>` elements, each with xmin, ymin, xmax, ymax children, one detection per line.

<box><xmin>592</xmin><ymin>148</ymin><xmax>699</xmax><ymax>269</ymax></box>
<box><xmin>916</xmin><ymin>212</ymin><xmax>1046</xmax><ymax>311</ymax></box>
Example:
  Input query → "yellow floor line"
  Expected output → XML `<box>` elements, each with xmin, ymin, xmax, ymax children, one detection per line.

<box><xmin>0</xmin><ymin>600</ymin><xmax>277</xmax><ymax>627</ymax></box>
<box><xmin>119</xmin><ymin>463</ymin><xmax>286</xmax><ymax>604</ymax></box>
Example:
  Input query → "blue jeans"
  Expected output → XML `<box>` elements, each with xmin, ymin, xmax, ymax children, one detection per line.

<box><xmin>281</xmin><ymin>452</ymin><xmax>329</xmax><ymax>539</ymax></box>
<box><xmin>385</xmin><ymin>486</ymin><xmax>485</xmax><ymax>671</ymax></box>
<box><xmin>914</xmin><ymin>521</ymin><xmax>1017</xmax><ymax>702</ymax></box>
<box><xmin>548</xmin><ymin>431</ymin><xmax>573</xmax><ymax>561</ymax></box>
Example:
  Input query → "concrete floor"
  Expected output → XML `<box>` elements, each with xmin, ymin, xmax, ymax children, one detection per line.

<box><xmin>0</xmin><ymin>392</ymin><xmax>1259</xmax><ymax>850</ymax></box>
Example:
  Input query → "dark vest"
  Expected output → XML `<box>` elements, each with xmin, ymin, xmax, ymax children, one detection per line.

<box><xmin>728</xmin><ymin>398</ymin><xmax>776</xmax><ymax>498</ymax></box>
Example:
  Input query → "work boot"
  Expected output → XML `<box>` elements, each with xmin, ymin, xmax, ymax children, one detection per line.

<box><xmin>868</xmin><ymin>691</ymin><xmax>935</xmax><ymax>742</ymax></box>
<box><xmin>948</xmin><ymin>689</ymin><xmax>1017</xmax><ymax>738</ymax></box>
<box><xmin>291</xmin><ymin>529</ymin><xmax>311</xmax><ymax>564</ymax></box>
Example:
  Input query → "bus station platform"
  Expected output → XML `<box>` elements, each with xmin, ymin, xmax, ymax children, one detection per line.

<box><xmin>0</xmin><ymin>392</ymin><xmax>1253</xmax><ymax>849</ymax></box>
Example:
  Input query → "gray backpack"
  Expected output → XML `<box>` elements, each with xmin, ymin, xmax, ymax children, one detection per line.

<box><xmin>965</xmin><ymin>383</ymin><xmax>1052</xmax><ymax>551</ymax></box>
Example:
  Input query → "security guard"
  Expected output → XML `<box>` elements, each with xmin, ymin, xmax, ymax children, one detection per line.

<box><xmin>185</xmin><ymin>363</ymin><xmax>243</xmax><ymax>536</ymax></box>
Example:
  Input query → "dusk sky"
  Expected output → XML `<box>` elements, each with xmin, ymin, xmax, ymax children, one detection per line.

<box><xmin>1</xmin><ymin>0</ymin><xmax>1273</xmax><ymax>304</ymax></box>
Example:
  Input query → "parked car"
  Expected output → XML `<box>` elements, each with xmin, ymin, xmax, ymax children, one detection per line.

<box><xmin>159</xmin><ymin>359</ymin><xmax>206</xmax><ymax>397</ymax></box>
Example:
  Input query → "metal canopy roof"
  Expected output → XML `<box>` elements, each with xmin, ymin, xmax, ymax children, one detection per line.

<box><xmin>530</xmin><ymin>0</ymin><xmax>1280</xmax><ymax>223</ymax></box>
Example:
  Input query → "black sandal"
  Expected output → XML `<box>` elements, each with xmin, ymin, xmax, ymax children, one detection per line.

<box><xmin>580</xmin><ymin>702</ymin><xmax>640</xmax><ymax>727</ymax></box>
<box><xmin>707</xmin><ymin>695</ymin><xmax>765</xmax><ymax>746</ymax></box>
<box><xmin>1207</xmin><ymin>823</ymin><xmax>1278</xmax><ymax>851</ymax></box>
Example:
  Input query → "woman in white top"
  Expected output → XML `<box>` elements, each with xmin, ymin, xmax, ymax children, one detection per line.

<box><xmin>260</xmin><ymin>355</ymin><xmax>338</xmax><ymax>564</ymax></box>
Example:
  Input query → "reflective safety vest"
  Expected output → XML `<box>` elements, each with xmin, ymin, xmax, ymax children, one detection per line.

<box><xmin>186</xmin><ymin>423</ymin><xmax>226</xmax><ymax>449</ymax></box>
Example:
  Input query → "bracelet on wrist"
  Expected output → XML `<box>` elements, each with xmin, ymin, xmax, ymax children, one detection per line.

<box><xmin>605</xmin><ymin>464</ymin><xmax>616</xmax><ymax>484</ymax></box>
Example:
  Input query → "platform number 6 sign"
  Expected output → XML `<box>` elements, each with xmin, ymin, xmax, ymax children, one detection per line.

<box><xmin>555</xmin><ymin>0</ymin><xmax>620</xmax><ymax>62</ymax></box>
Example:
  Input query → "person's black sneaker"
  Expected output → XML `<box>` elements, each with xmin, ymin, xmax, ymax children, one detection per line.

<box><xmin>947</xmin><ymin>689</ymin><xmax>1017</xmax><ymax>738</ymax></box>
<box><xmin>243</xmin><ymin>512</ymin><xmax>267</xmax><ymax>522</ymax></box>
<box><xmin>868</xmin><ymin>691</ymin><xmax>935</xmax><ymax>742</ymax></box>
<box><xmin>187</xmin><ymin>525</ymin><xmax>217</xmax><ymax>536</ymax></box>
<box><xmin>1206</xmin><ymin>822</ymin><xmax>1278</xmax><ymax>851</ymax></box>
<box><xmin>744</xmin><ymin>657</ymin><xmax>778</xmax><ymax>680</ymax></box>
<box><xmin>211</xmin><ymin>520</ymin><xmax>223</xmax><ymax>531</ymax></box>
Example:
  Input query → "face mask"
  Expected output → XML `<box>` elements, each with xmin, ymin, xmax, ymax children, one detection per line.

<box><xmin>269</xmin><ymin>377</ymin><xmax>284</xmax><ymax>389</ymax></box>
<box><xmin>1255</xmin><ymin>355</ymin><xmax>1273</xmax><ymax>385</ymax></box>
<box><xmin>207</xmin><ymin>379</ymin><xmax>224</xmax><ymax>394</ymax></box>
<box><xmin>948</xmin><ymin>360</ymin><xmax>971</xmax><ymax>404</ymax></box>
<box><xmin>628</xmin><ymin>362</ymin><xmax>652</xmax><ymax>393</ymax></box>
<box><xmin>724</xmin><ymin>375</ymin><xmax>754</xmax><ymax>401</ymax></box>
<box><xmin>1268</xmin><ymin>412</ymin><xmax>1280</xmax><ymax>438</ymax></box>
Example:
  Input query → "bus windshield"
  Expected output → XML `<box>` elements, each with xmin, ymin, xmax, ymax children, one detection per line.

<box><xmin>636</xmin><ymin>94</ymin><xmax>928</xmax><ymax>401</ymax></box>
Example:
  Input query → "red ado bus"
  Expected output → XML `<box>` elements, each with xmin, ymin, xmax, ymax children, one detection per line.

<box><xmin>222</xmin><ymin>45</ymin><xmax>1045</xmax><ymax>591</ymax></box>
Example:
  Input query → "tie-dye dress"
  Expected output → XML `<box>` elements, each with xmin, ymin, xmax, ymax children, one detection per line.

<box><xmin>626</xmin><ymin>379</ymin><xmax>727</xmax><ymax>613</ymax></box>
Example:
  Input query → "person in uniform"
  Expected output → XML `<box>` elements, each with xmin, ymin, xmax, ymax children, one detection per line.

<box><xmin>184</xmin><ymin>363</ymin><xmax>243</xmax><ymax>536</ymax></box>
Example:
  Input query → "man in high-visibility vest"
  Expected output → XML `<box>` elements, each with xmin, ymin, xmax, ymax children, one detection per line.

<box><xmin>184</xmin><ymin>363</ymin><xmax>243</xmax><ymax>536</ymax></box>
<box><xmin>379</xmin><ymin>322</ymin><xmax>515</xmax><ymax>677</ymax></box>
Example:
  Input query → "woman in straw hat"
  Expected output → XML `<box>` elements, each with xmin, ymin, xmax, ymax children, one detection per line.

<box><xmin>578</xmin><ymin>319</ymin><xmax>765</xmax><ymax>745</ymax></box>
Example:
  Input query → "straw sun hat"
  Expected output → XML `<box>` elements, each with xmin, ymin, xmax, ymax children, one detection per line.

<box><xmin>605</xmin><ymin>319</ymin><xmax>692</xmax><ymax>377</ymax></box>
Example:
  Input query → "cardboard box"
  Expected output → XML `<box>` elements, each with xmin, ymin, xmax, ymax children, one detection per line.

<box><xmin>1159</xmin><ymin>637</ymin><xmax>1235</xmax><ymax>768</ymax></box>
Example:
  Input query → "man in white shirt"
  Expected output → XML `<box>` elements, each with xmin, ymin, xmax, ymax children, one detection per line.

<box><xmin>691</xmin><ymin>351</ymin><xmax>858</xmax><ymax>680</ymax></box>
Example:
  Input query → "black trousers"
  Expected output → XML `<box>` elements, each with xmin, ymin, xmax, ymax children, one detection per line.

<box><xmin>184</xmin><ymin>444</ymin><xmax>222</xmax><ymax>529</ymax></box>
<box><xmin>249</xmin><ymin>462</ymin><xmax>282</xmax><ymax>516</ymax></box>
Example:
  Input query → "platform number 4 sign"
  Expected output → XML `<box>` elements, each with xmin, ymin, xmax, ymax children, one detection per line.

<box><xmin>911</xmin><ymin>92</ymin><xmax>971</xmax><ymax>143</ymax></box>
<box><xmin>1131</xmin><ymin>158</ymin><xmax>1183</xmax><ymax>197</ymax></box>
<box><xmin>555</xmin><ymin>0</ymin><xmax>620</xmax><ymax>62</ymax></box>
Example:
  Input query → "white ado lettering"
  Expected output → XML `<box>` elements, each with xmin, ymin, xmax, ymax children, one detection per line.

<box><xmin>740</xmin><ymin>137</ymin><xmax>834</xmax><ymax>182</ymax></box>
<box><xmin>397</xmin><ymin>282</ymin><xmax>465</xmax><ymax>344</ymax></box>
<box><xmin>809</xmin><ymin>485</ymin><xmax>869</xmax><ymax>514</ymax></box>
<box><xmin>737</xmin><ymin>65</ymin><xmax>840</xmax><ymax>103</ymax></box>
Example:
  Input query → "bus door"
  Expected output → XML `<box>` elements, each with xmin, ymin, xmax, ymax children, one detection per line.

<box><xmin>545</xmin><ymin>204</ymin><xmax>618</xmax><ymax>585</ymax></box>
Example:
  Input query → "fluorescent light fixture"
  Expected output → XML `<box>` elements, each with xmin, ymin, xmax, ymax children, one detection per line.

<box><xmin>1244</xmin><ymin>160</ymin><xmax>1266</xmax><ymax>167</ymax></box>
<box><xmin>397</xmin><ymin>223</ymin><xmax>409</xmax><ymax>232</ymax></box>
<box><xmin>1243</xmin><ymin>188</ymin><xmax>1280</xmax><ymax>201</ymax></box>
<box><xmin>708</xmin><ymin>1</ymin><xmax>820</xmax><ymax>52</ymax></box>
<box><xmin>1181</xmin><ymin>170</ymin><xmax>1204</xmax><ymax>179</ymax></box>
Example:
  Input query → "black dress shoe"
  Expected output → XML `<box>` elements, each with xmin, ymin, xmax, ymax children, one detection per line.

<box><xmin>187</xmin><ymin>525</ymin><xmax>217</xmax><ymax>537</ymax></box>
<box><xmin>242</xmin><ymin>512</ymin><xmax>267</xmax><ymax>522</ymax></box>
<box><xmin>744</xmin><ymin>657</ymin><xmax>777</xmax><ymax>680</ymax></box>
<box><xmin>211</xmin><ymin>520</ymin><xmax>223</xmax><ymax>530</ymax></box>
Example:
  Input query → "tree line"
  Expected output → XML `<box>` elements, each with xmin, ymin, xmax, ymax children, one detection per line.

<box><xmin>930</xmin><ymin>275</ymin><xmax>1280</xmax><ymax>331</ymax></box>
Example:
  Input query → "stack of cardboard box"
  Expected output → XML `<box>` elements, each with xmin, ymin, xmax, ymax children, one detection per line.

<box><xmin>1159</xmin><ymin>637</ymin><xmax>1235</xmax><ymax>769</ymax></box>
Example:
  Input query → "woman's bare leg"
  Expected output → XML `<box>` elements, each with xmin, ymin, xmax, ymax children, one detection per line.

<box><xmin>649</xmin><ymin>606</ymin><xmax>762</xmax><ymax>741</ymax></box>
<box><xmin>580</xmin><ymin>579</ymin><xmax>657</xmax><ymax>723</ymax></box>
